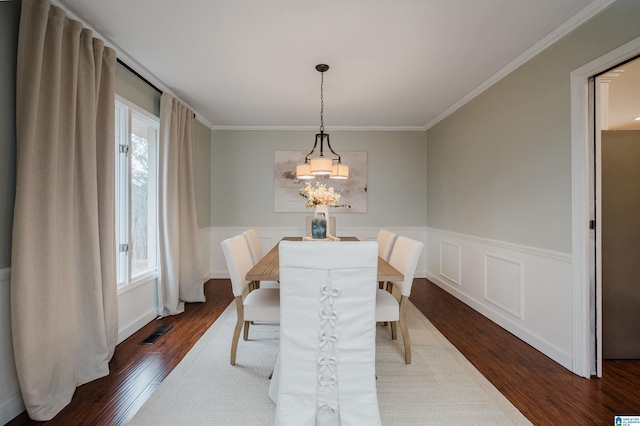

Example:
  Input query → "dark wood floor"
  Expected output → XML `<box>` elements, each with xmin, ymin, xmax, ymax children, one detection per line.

<box><xmin>7</xmin><ymin>278</ymin><xmax>640</xmax><ymax>425</ymax></box>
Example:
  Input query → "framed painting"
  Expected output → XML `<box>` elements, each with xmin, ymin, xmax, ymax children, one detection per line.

<box><xmin>274</xmin><ymin>151</ymin><xmax>367</xmax><ymax>213</ymax></box>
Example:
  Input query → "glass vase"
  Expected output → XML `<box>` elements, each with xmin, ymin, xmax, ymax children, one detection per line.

<box><xmin>311</xmin><ymin>205</ymin><xmax>328</xmax><ymax>239</ymax></box>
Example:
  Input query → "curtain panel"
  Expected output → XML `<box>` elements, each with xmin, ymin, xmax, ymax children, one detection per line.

<box><xmin>11</xmin><ymin>0</ymin><xmax>117</xmax><ymax>420</ymax></box>
<box><xmin>158</xmin><ymin>93</ymin><xmax>205</xmax><ymax>316</ymax></box>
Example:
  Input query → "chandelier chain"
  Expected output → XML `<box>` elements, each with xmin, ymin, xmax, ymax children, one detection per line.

<box><xmin>320</xmin><ymin>71</ymin><xmax>324</xmax><ymax>132</ymax></box>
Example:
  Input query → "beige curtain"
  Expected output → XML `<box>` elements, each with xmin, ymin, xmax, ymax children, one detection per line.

<box><xmin>11</xmin><ymin>0</ymin><xmax>117</xmax><ymax>420</ymax></box>
<box><xmin>158</xmin><ymin>93</ymin><xmax>204</xmax><ymax>316</ymax></box>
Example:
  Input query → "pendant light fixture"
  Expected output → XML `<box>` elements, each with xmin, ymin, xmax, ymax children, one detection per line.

<box><xmin>296</xmin><ymin>64</ymin><xmax>349</xmax><ymax>180</ymax></box>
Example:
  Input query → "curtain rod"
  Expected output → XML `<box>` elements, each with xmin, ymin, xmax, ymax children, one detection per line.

<box><xmin>116</xmin><ymin>58</ymin><xmax>163</xmax><ymax>94</ymax></box>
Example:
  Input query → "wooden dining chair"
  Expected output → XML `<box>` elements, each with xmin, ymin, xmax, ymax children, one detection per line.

<box><xmin>242</xmin><ymin>229</ymin><xmax>279</xmax><ymax>288</ymax></box>
<box><xmin>221</xmin><ymin>234</ymin><xmax>280</xmax><ymax>365</ymax></box>
<box><xmin>272</xmin><ymin>241</ymin><xmax>381</xmax><ymax>426</ymax></box>
<box><xmin>375</xmin><ymin>235</ymin><xmax>423</xmax><ymax>364</ymax></box>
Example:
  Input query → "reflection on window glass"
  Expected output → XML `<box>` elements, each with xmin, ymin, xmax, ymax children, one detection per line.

<box><xmin>130</xmin><ymin>116</ymin><xmax>157</xmax><ymax>277</ymax></box>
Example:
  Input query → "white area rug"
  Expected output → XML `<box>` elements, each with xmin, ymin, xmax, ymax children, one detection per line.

<box><xmin>128</xmin><ymin>302</ymin><xmax>532</xmax><ymax>425</ymax></box>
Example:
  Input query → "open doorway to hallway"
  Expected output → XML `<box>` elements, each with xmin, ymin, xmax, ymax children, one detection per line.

<box><xmin>570</xmin><ymin>34</ymin><xmax>640</xmax><ymax>379</ymax></box>
<box><xmin>595</xmin><ymin>56</ymin><xmax>640</xmax><ymax>364</ymax></box>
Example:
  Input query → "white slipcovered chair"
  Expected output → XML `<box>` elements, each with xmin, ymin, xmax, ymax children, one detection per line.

<box><xmin>272</xmin><ymin>240</ymin><xmax>381</xmax><ymax>426</ymax></box>
<box><xmin>221</xmin><ymin>234</ymin><xmax>280</xmax><ymax>365</ymax></box>
<box><xmin>242</xmin><ymin>229</ymin><xmax>279</xmax><ymax>289</ymax></box>
<box><xmin>376</xmin><ymin>228</ymin><xmax>397</xmax><ymax>290</ymax></box>
<box><xmin>375</xmin><ymin>235</ymin><xmax>424</xmax><ymax>364</ymax></box>
<box><xmin>376</xmin><ymin>228</ymin><xmax>397</xmax><ymax>262</ymax></box>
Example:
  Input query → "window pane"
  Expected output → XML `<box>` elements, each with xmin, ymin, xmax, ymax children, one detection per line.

<box><xmin>130</xmin><ymin>116</ymin><xmax>157</xmax><ymax>276</ymax></box>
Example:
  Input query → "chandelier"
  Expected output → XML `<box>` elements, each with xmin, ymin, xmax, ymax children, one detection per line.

<box><xmin>296</xmin><ymin>64</ymin><xmax>349</xmax><ymax>180</ymax></box>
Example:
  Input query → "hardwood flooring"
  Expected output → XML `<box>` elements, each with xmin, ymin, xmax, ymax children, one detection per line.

<box><xmin>7</xmin><ymin>278</ymin><xmax>640</xmax><ymax>425</ymax></box>
<box><xmin>411</xmin><ymin>280</ymin><xmax>640</xmax><ymax>425</ymax></box>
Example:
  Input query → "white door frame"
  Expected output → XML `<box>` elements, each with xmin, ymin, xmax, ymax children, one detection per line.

<box><xmin>570</xmin><ymin>35</ymin><xmax>640</xmax><ymax>378</ymax></box>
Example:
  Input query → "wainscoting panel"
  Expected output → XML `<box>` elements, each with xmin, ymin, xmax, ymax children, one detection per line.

<box><xmin>440</xmin><ymin>241</ymin><xmax>461</xmax><ymax>285</ymax></box>
<box><xmin>208</xmin><ymin>226</ymin><xmax>427</xmax><ymax>279</ymax></box>
<box><xmin>484</xmin><ymin>253</ymin><xmax>524</xmax><ymax>319</ymax></box>
<box><xmin>117</xmin><ymin>278</ymin><xmax>158</xmax><ymax>344</ymax></box>
<box><xmin>426</xmin><ymin>228</ymin><xmax>573</xmax><ymax>371</ymax></box>
<box><xmin>0</xmin><ymin>268</ymin><xmax>25</xmax><ymax>425</ymax></box>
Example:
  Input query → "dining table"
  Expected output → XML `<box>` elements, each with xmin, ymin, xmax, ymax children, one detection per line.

<box><xmin>245</xmin><ymin>236</ymin><xmax>404</xmax><ymax>282</ymax></box>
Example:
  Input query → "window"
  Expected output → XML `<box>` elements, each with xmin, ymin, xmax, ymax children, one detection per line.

<box><xmin>115</xmin><ymin>97</ymin><xmax>159</xmax><ymax>288</ymax></box>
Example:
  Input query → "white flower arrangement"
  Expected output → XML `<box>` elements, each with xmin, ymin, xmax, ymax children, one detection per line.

<box><xmin>299</xmin><ymin>182</ymin><xmax>343</xmax><ymax>209</ymax></box>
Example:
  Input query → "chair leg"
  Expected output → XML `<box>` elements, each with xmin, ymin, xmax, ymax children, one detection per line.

<box><xmin>230</xmin><ymin>297</ymin><xmax>244</xmax><ymax>365</ymax></box>
<box><xmin>390</xmin><ymin>321</ymin><xmax>397</xmax><ymax>340</ymax></box>
<box><xmin>398</xmin><ymin>297</ymin><xmax>411</xmax><ymax>364</ymax></box>
<box><xmin>378</xmin><ymin>281</ymin><xmax>388</xmax><ymax>326</ymax></box>
<box><xmin>243</xmin><ymin>321</ymin><xmax>250</xmax><ymax>340</ymax></box>
<box><xmin>249</xmin><ymin>282</ymin><xmax>257</xmax><ymax>323</ymax></box>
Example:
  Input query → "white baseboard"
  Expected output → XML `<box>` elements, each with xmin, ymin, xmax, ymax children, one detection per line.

<box><xmin>426</xmin><ymin>272</ymin><xmax>572</xmax><ymax>370</ymax></box>
<box><xmin>117</xmin><ymin>309</ymin><xmax>159</xmax><ymax>344</ymax></box>
<box><xmin>426</xmin><ymin>227</ymin><xmax>573</xmax><ymax>371</ymax></box>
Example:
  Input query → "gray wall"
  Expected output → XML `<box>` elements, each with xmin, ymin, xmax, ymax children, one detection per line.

<box><xmin>211</xmin><ymin>130</ymin><xmax>427</xmax><ymax>227</ymax></box>
<box><xmin>0</xmin><ymin>0</ymin><xmax>20</xmax><ymax>269</ymax></box>
<box><xmin>427</xmin><ymin>0</ymin><xmax>640</xmax><ymax>254</ymax></box>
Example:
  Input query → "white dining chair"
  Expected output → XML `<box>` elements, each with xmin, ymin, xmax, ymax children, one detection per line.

<box><xmin>242</xmin><ymin>229</ymin><xmax>279</xmax><ymax>288</ymax></box>
<box><xmin>376</xmin><ymin>228</ymin><xmax>397</xmax><ymax>290</ymax></box>
<box><xmin>221</xmin><ymin>234</ymin><xmax>280</xmax><ymax>365</ymax></box>
<box><xmin>375</xmin><ymin>235</ymin><xmax>424</xmax><ymax>364</ymax></box>
<box><xmin>376</xmin><ymin>228</ymin><xmax>397</xmax><ymax>262</ymax></box>
<box><xmin>272</xmin><ymin>240</ymin><xmax>381</xmax><ymax>426</ymax></box>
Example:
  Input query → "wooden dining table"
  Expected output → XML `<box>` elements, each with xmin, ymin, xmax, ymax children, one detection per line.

<box><xmin>245</xmin><ymin>236</ymin><xmax>404</xmax><ymax>282</ymax></box>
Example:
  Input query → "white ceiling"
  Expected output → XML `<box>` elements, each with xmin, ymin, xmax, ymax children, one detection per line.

<box><xmin>602</xmin><ymin>57</ymin><xmax>640</xmax><ymax>130</ymax></box>
<box><xmin>59</xmin><ymin>0</ymin><xmax>609</xmax><ymax>130</ymax></box>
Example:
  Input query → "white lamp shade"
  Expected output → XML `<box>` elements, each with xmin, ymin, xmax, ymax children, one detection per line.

<box><xmin>310</xmin><ymin>157</ymin><xmax>332</xmax><ymax>175</ymax></box>
<box><xmin>330</xmin><ymin>163</ymin><xmax>349</xmax><ymax>179</ymax></box>
<box><xmin>296</xmin><ymin>163</ymin><xmax>314</xmax><ymax>180</ymax></box>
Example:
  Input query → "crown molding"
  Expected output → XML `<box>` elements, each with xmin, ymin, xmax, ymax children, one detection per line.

<box><xmin>209</xmin><ymin>125</ymin><xmax>426</xmax><ymax>132</ymax></box>
<box><xmin>425</xmin><ymin>0</ymin><xmax>617</xmax><ymax>130</ymax></box>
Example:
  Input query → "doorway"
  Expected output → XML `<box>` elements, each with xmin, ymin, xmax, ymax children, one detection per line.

<box><xmin>570</xmin><ymin>35</ymin><xmax>640</xmax><ymax>379</ymax></box>
<box><xmin>595</xmin><ymin>57</ymin><xmax>640</xmax><ymax>361</ymax></box>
